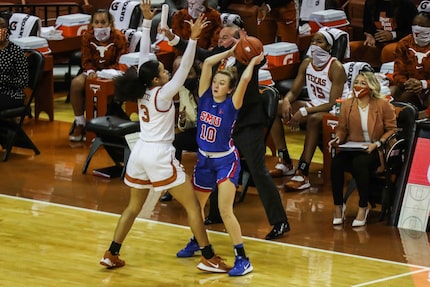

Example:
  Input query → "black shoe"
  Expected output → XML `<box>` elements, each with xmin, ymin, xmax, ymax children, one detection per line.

<box><xmin>204</xmin><ymin>216</ymin><xmax>223</xmax><ymax>225</ymax></box>
<box><xmin>160</xmin><ymin>191</ymin><xmax>173</xmax><ymax>202</ymax></box>
<box><xmin>265</xmin><ymin>221</ymin><xmax>290</xmax><ymax>240</ymax></box>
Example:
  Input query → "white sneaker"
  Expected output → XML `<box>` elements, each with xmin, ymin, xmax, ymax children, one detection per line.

<box><xmin>274</xmin><ymin>158</ymin><xmax>295</xmax><ymax>176</ymax></box>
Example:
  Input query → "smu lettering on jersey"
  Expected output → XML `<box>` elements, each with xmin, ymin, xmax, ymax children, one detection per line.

<box><xmin>197</xmin><ymin>88</ymin><xmax>238</xmax><ymax>152</ymax></box>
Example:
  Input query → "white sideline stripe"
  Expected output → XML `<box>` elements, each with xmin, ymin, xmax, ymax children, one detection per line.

<box><xmin>351</xmin><ymin>268</ymin><xmax>430</xmax><ymax>286</ymax></box>
<box><xmin>1</xmin><ymin>194</ymin><xmax>429</xmax><ymax>271</ymax></box>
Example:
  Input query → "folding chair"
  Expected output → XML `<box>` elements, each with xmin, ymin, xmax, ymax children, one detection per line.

<box><xmin>0</xmin><ymin>49</ymin><xmax>45</xmax><ymax>161</ymax></box>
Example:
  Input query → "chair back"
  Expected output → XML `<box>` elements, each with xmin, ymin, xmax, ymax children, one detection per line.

<box><xmin>21</xmin><ymin>49</ymin><xmax>44</xmax><ymax>121</ymax></box>
<box><xmin>331</xmin><ymin>33</ymin><xmax>348</xmax><ymax>62</ymax></box>
<box><xmin>0</xmin><ymin>49</ymin><xmax>44</xmax><ymax>121</ymax></box>
<box><xmin>259</xmin><ymin>84</ymin><xmax>280</xmax><ymax>131</ymax></box>
<box><xmin>387</xmin><ymin>101</ymin><xmax>418</xmax><ymax>225</ymax></box>
<box><xmin>392</xmin><ymin>101</ymin><xmax>418</xmax><ymax>153</ymax></box>
<box><xmin>26</xmin><ymin>49</ymin><xmax>45</xmax><ymax>93</ymax></box>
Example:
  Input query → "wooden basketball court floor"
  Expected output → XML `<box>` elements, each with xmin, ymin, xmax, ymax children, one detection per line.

<box><xmin>1</xmin><ymin>102</ymin><xmax>430</xmax><ymax>286</ymax></box>
<box><xmin>1</xmin><ymin>194</ymin><xmax>429</xmax><ymax>287</ymax></box>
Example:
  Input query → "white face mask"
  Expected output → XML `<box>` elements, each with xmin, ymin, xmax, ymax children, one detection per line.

<box><xmin>188</xmin><ymin>0</ymin><xmax>206</xmax><ymax>19</ymax></box>
<box><xmin>412</xmin><ymin>25</ymin><xmax>430</xmax><ymax>47</ymax></box>
<box><xmin>310</xmin><ymin>45</ymin><xmax>331</xmax><ymax>67</ymax></box>
<box><xmin>94</xmin><ymin>27</ymin><xmax>111</xmax><ymax>42</ymax></box>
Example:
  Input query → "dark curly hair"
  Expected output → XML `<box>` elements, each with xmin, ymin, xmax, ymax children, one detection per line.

<box><xmin>114</xmin><ymin>60</ymin><xmax>161</xmax><ymax>102</ymax></box>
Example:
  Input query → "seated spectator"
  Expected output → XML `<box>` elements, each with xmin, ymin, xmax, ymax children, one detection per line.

<box><xmin>170</xmin><ymin>0</ymin><xmax>222</xmax><ymax>51</ymax></box>
<box><xmin>392</xmin><ymin>1</ymin><xmax>430</xmax><ymax>119</ymax></box>
<box><xmin>328</xmin><ymin>71</ymin><xmax>396</xmax><ymax>227</ymax></box>
<box><xmin>0</xmin><ymin>11</ymin><xmax>29</xmax><ymax>111</ymax></box>
<box><xmin>348</xmin><ymin>0</ymin><xmax>417</xmax><ymax>69</ymax></box>
<box><xmin>69</xmin><ymin>9</ymin><xmax>128</xmax><ymax>142</ymax></box>
<box><xmin>271</xmin><ymin>27</ymin><xmax>349</xmax><ymax>190</ymax></box>
<box><xmin>253</xmin><ymin>0</ymin><xmax>297</xmax><ymax>43</ymax></box>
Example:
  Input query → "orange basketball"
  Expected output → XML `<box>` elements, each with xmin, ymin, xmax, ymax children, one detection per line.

<box><xmin>233</xmin><ymin>36</ymin><xmax>264</xmax><ymax>65</ymax></box>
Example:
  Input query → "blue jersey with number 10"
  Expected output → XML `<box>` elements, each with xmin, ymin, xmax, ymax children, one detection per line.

<box><xmin>196</xmin><ymin>88</ymin><xmax>238</xmax><ymax>152</ymax></box>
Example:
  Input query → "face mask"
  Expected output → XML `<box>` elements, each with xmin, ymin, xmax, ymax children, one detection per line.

<box><xmin>353</xmin><ymin>86</ymin><xmax>371</xmax><ymax>99</ymax></box>
<box><xmin>310</xmin><ymin>45</ymin><xmax>331</xmax><ymax>67</ymax></box>
<box><xmin>0</xmin><ymin>28</ymin><xmax>8</xmax><ymax>42</ymax></box>
<box><xmin>188</xmin><ymin>4</ymin><xmax>205</xmax><ymax>19</ymax></box>
<box><xmin>94</xmin><ymin>27</ymin><xmax>111</xmax><ymax>42</ymax></box>
<box><xmin>412</xmin><ymin>25</ymin><xmax>430</xmax><ymax>47</ymax></box>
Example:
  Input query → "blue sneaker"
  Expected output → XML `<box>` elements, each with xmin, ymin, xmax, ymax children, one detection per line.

<box><xmin>228</xmin><ymin>256</ymin><xmax>253</xmax><ymax>276</ymax></box>
<box><xmin>176</xmin><ymin>238</ymin><xmax>200</xmax><ymax>258</ymax></box>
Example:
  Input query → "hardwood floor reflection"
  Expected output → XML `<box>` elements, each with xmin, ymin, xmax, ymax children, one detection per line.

<box><xmin>1</xmin><ymin>118</ymin><xmax>430</xmax><ymax>285</ymax></box>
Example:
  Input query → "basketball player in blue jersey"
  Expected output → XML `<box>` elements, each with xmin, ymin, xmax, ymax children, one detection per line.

<box><xmin>271</xmin><ymin>27</ymin><xmax>349</xmax><ymax>190</ymax></box>
<box><xmin>177</xmin><ymin>46</ymin><xmax>264</xmax><ymax>276</ymax></box>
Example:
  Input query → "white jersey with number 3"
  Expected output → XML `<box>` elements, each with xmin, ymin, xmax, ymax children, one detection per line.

<box><xmin>137</xmin><ymin>86</ymin><xmax>175</xmax><ymax>142</ymax></box>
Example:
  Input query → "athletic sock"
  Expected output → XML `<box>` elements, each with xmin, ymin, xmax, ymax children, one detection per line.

<box><xmin>201</xmin><ymin>245</ymin><xmax>215</xmax><ymax>259</ymax></box>
<box><xmin>278</xmin><ymin>148</ymin><xmax>292</xmax><ymax>165</ymax></box>
<box><xmin>233</xmin><ymin>243</ymin><xmax>246</xmax><ymax>258</ymax></box>
<box><xmin>297</xmin><ymin>160</ymin><xmax>310</xmax><ymax>176</ymax></box>
<box><xmin>108</xmin><ymin>241</ymin><xmax>122</xmax><ymax>255</ymax></box>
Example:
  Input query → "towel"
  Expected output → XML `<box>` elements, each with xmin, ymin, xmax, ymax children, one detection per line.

<box><xmin>343</xmin><ymin>61</ymin><xmax>373</xmax><ymax>90</ymax></box>
<box><xmin>41</xmin><ymin>26</ymin><xmax>64</xmax><ymax>40</ymax></box>
<box><xmin>123</xmin><ymin>28</ymin><xmax>142</xmax><ymax>52</ymax></box>
<box><xmin>9</xmin><ymin>13</ymin><xmax>41</xmax><ymax>39</ymax></box>
<box><xmin>220</xmin><ymin>13</ymin><xmax>244</xmax><ymax>28</ymax></box>
<box><xmin>320</xmin><ymin>27</ymin><xmax>350</xmax><ymax>59</ymax></box>
<box><xmin>307</xmin><ymin>27</ymin><xmax>350</xmax><ymax>59</ymax></box>
<box><xmin>109</xmin><ymin>0</ymin><xmax>141</xmax><ymax>31</ymax></box>
<box><xmin>96</xmin><ymin>69</ymin><xmax>124</xmax><ymax>79</ymax></box>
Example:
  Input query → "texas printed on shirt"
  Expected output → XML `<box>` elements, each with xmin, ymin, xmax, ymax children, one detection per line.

<box><xmin>81</xmin><ymin>28</ymin><xmax>128</xmax><ymax>72</ymax></box>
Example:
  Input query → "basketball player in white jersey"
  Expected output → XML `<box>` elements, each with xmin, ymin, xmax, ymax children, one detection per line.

<box><xmin>99</xmin><ymin>0</ymin><xmax>231</xmax><ymax>273</ymax></box>
<box><xmin>271</xmin><ymin>27</ymin><xmax>349</xmax><ymax>190</ymax></box>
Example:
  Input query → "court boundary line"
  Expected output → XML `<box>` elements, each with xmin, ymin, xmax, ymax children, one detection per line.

<box><xmin>2</xmin><ymin>193</ymin><xmax>429</xmax><ymax>272</ymax></box>
<box><xmin>351</xmin><ymin>268</ymin><xmax>430</xmax><ymax>286</ymax></box>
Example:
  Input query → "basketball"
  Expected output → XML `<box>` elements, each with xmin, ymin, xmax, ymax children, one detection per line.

<box><xmin>234</xmin><ymin>36</ymin><xmax>264</xmax><ymax>65</ymax></box>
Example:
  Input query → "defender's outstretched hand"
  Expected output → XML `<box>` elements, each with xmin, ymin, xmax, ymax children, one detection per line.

<box><xmin>140</xmin><ymin>0</ymin><xmax>157</xmax><ymax>20</ymax></box>
<box><xmin>186</xmin><ymin>14</ymin><xmax>210</xmax><ymax>40</ymax></box>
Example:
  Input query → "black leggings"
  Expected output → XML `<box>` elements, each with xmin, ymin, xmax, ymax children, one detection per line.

<box><xmin>331</xmin><ymin>150</ymin><xmax>381</xmax><ymax>208</ymax></box>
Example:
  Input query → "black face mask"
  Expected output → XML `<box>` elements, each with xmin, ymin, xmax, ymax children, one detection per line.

<box><xmin>184</xmin><ymin>78</ymin><xmax>198</xmax><ymax>92</ymax></box>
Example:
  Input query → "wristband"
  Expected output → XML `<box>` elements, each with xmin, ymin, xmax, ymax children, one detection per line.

<box><xmin>421</xmin><ymin>80</ymin><xmax>428</xmax><ymax>90</ymax></box>
<box><xmin>374</xmin><ymin>140</ymin><xmax>382</xmax><ymax>149</ymax></box>
<box><xmin>299</xmin><ymin>107</ymin><xmax>308</xmax><ymax>117</ymax></box>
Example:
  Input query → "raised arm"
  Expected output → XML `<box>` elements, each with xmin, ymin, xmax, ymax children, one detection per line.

<box><xmin>138</xmin><ymin>0</ymin><xmax>157</xmax><ymax>68</ymax></box>
<box><xmin>162</xmin><ymin>14</ymin><xmax>209</xmax><ymax>99</ymax></box>
<box><xmin>232</xmin><ymin>52</ymin><xmax>264</xmax><ymax>109</ymax></box>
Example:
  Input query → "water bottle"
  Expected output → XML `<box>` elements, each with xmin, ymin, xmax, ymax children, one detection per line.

<box><xmin>335</xmin><ymin>98</ymin><xmax>342</xmax><ymax>116</ymax></box>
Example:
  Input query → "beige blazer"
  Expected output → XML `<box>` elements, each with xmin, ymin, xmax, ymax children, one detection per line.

<box><xmin>336</xmin><ymin>96</ymin><xmax>397</xmax><ymax>144</ymax></box>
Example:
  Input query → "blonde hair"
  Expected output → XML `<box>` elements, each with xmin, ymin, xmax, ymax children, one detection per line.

<box><xmin>215</xmin><ymin>66</ymin><xmax>238</xmax><ymax>90</ymax></box>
